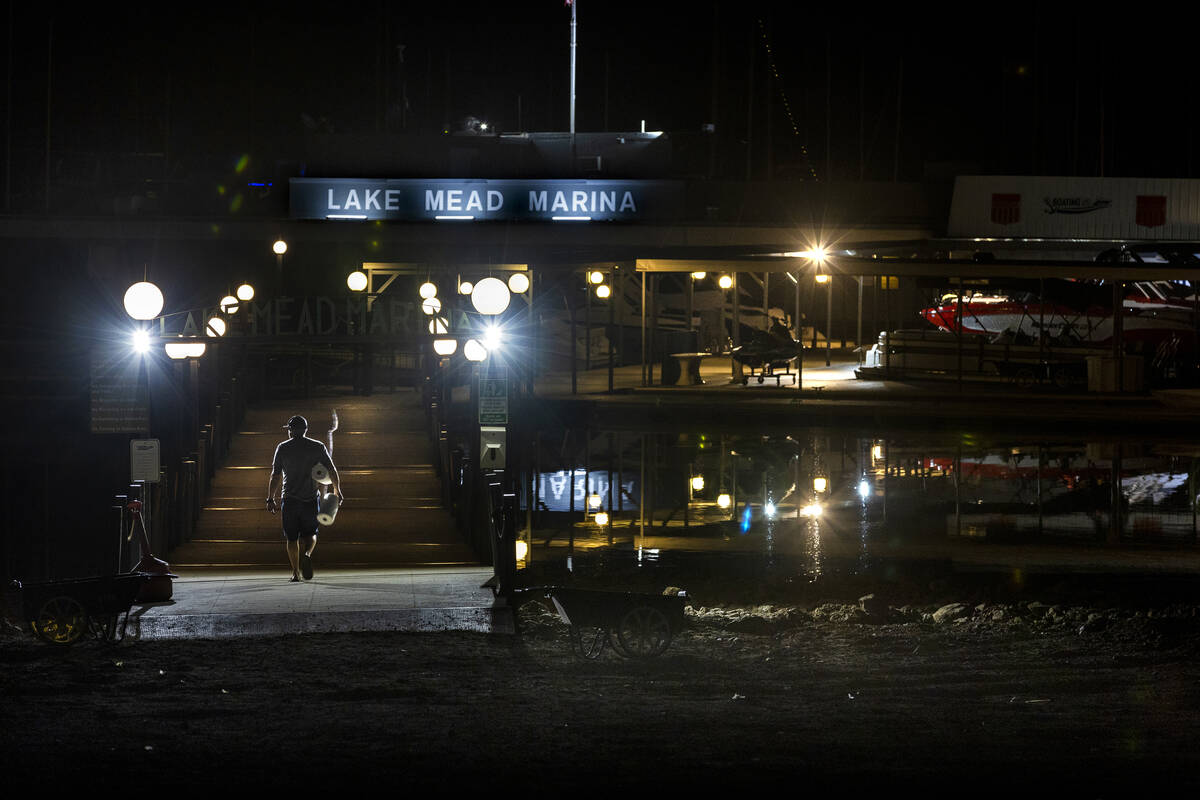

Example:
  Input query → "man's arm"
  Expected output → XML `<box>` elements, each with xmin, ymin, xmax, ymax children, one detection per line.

<box><xmin>321</xmin><ymin>446</ymin><xmax>344</xmax><ymax>501</ymax></box>
<box><xmin>266</xmin><ymin>472</ymin><xmax>281</xmax><ymax>512</ymax></box>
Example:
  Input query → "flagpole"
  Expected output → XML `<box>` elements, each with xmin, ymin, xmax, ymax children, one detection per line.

<box><xmin>569</xmin><ymin>1</ymin><xmax>577</xmax><ymax>135</ymax></box>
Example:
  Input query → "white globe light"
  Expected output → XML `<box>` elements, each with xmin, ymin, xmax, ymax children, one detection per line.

<box><xmin>165</xmin><ymin>338</ymin><xmax>206</xmax><ymax>360</ymax></box>
<box><xmin>459</xmin><ymin>281</ymin><xmax>474</xmax><ymax>295</ymax></box>
<box><xmin>507</xmin><ymin>273</ymin><xmax>530</xmax><ymax>294</ymax></box>
<box><xmin>588</xmin><ymin>270</ymin><xmax>604</xmax><ymax>285</ymax></box>
<box><xmin>470</xmin><ymin>277</ymin><xmax>510</xmax><ymax>315</ymax></box>
<box><xmin>813</xmin><ymin>476</ymin><xmax>828</xmax><ymax>493</ymax></box>
<box><xmin>717</xmin><ymin>493</ymin><xmax>732</xmax><ymax>509</ymax></box>
<box><xmin>220</xmin><ymin>295</ymin><xmax>239</xmax><ymax>314</ymax></box>
<box><xmin>433</xmin><ymin>338</ymin><xmax>458</xmax><ymax>356</ymax></box>
<box><xmin>347</xmin><ymin>271</ymin><xmax>368</xmax><ymax>292</ymax></box>
<box><xmin>206</xmin><ymin>316</ymin><xmax>227</xmax><ymax>337</ymax></box>
<box><xmin>691</xmin><ymin>271</ymin><xmax>707</xmax><ymax>280</ymax></box>
<box><xmin>422</xmin><ymin>296</ymin><xmax>442</xmax><ymax>315</ymax></box>
<box><xmin>595</xmin><ymin>284</ymin><xmax>611</xmax><ymax>299</ymax></box>
<box><xmin>482</xmin><ymin>325</ymin><xmax>503</xmax><ymax>350</ymax></box>
<box><xmin>464</xmin><ymin>339</ymin><xmax>487</xmax><ymax>361</ymax></box>
<box><xmin>428</xmin><ymin>316</ymin><xmax>449</xmax><ymax>334</ymax></box>
<box><xmin>272</xmin><ymin>239</ymin><xmax>288</xmax><ymax>255</ymax></box>
<box><xmin>718</xmin><ymin>275</ymin><xmax>733</xmax><ymax>290</ymax></box>
<box><xmin>419</xmin><ymin>281</ymin><xmax>438</xmax><ymax>299</ymax></box>
<box><xmin>691</xmin><ymin>475</ymin><xmax>705</xmax><ymax>492</ymax></box>
<box><xmin>123</xmin><ymin>281</ymin><xmax>164</xmax><ymax>320</ymax></box>
<box><xmin>236</xmin><ymin>283</ymin><xmax>255</xmax><ymax>302</ymax></box>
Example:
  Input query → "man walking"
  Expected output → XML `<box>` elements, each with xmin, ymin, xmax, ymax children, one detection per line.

<box><xmin>266</xmin><ymin>415</ymin><xmax>343</xmax><ymax>581</ymax></box>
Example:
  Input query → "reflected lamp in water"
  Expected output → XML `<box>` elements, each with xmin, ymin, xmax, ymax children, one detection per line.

<box><xmin>690</xmin><ymin>475</ymin><xmax>705</xmax><ymax>492</ymax></box>
<box><xmin>717</xmin><ymin>493</ymin><xmax>732</xmax><ymax>509</ymax></box>
<box><xmin>594</xmin><ymin>511</ymin><xmax>609</xmax><ymax>526</ymax></box>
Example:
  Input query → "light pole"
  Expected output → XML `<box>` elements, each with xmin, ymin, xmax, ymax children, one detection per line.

<box><xmin>272</xmin><ymin>239</ymin><xmax>287</xmax><ymax>294</ymax></box>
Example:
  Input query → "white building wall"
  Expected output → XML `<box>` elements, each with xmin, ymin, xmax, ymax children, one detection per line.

<box><xmin>948</xmin><ymin>176</ymin><xmax>1200</xmax><ymax>240</ymax></box>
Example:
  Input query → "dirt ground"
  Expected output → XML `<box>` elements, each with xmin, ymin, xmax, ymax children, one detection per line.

<box><xmin>4</xmin><ymin>582</ymin><xmax>1200</xmax><ymax>795</ymax></box>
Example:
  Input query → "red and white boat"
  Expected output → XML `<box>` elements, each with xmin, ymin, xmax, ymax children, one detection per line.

<box><xmin>919</xmin><ymin>280</ymin><xmax>1197</xmax><ymax>347</ymax></box>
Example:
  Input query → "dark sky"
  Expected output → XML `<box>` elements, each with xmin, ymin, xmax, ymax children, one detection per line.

<box><xmin>4</xmin><ymin>2</ymin><xmax>1200</xmax><ymax>184</ymax></box>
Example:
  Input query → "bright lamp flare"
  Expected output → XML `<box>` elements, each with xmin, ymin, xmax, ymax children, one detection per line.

<box><xmin>458</xmin><ymin>281</ymin><xmax>474</xmax><ymax>295</ymax></box>
<box><xmin>815</xmin><ymin>273</ymin><xmax>830</xmax><ymax>284</ymax></box>
<box><xmin>347</xmin><ymin>271</ymin><xmax>368</xmax><ymax>292</ymax></box>
<box><xmin>595</xmin><ymin>284</ymin><xmax>611</xmax><ymax>299</ymax></box>
<box><xmin>691</xmin><ymin>475</ymin><xmax>704</xmax><ymax>492</ymax></box>
<box><xmin>813</xmin><ymin>476</ymin><xmax>827</xmax><ymax>493</ymax></box>
<box><xmin>123</xmin><ymin>282</ymin><xmax>164</xmax><ymax>320</ymax></box>
<box><xmin>717</xmin><ymin>493</ymin><xmax>732</xmax><ymax>509</ymax></box>
<box><xmin>691</xmin><ymin>271</ymin><xmax>707</xmax><ymax>280</ymax></box>
<box><xmin>515</xmin><ymin>540</ymin><xmax>529</xmax><ymax>561</ymax></box>
<box><xmin>765</xmin><ymin>501</ymin><xmax>777</xmax><ymax>519</ymax></box>
<box><xmin>272</xmin><ymin>239</ymin><xmax>288</xmax><ymax>255</ymax></box>
<box><xmin>594</xmin><ymin>511</ymin><xmax>610</xmax><ymax>526</ymax></box>
<box><xmin>482</xmin><ymin>325</ymin><xmax>503</xmax><ymax>351</ymax></box>
<box><xmin>429</xmin><ymin>316</ymin><xmax>449</xmax><ymax>335</ymax></box>
<box><xmin>588</xmin><ymin>270</ymin><xmax>604</xmax><ymax>285</ymax></box>
<box><xmin>801</xmin><ymin>502</ymin><xmax>823</xmax><ymax>518</ymax></box>
<box><xmin>718</xmin><ymin>275</ymin><xmax>733</xmax><ymax>290</ymax></box>
<box><xmin>858</xmin><ymin>479</ymin><xmax>871</xmax><ymax>500</ymax></box>
<box><xmin>507</xmin><ymin>272</ymin><xmax>530</xmax><ymax>294</ymax></box>
<box><xmin>463</xmin><ymin>339</ymin><xmax>487</xmax><ymax>361</ymax></box>
<box><xmin>470</xmin><ymin>277</ymin><xmax>510</xmax><ymax>315</ymax></box>
<box><xmin>433</xmin><ymin>338</ymin><xmax>457</xmax><ymax>356</ymax></box>
<box><xmin>419</xmin><ymin>281</ymin><xmax>438</xmax><ymax>299</ymax></box>
<box><xmin>422</xmin><ymin>296</ymin><xmax>442</xmax><ymax>315</ymax></box>
<box><xmin>206</xmin><ymin>316</ymin><xmax>227</xmax><ymax>337</ymax></box>
<box><xmin>220</xmin><ymin>295</ymin><xmax>239</xmax><ymax>314</ymax></box>
<box><xmin>236</xmin><ymin>283</ymin><xmax>255</xmax><ymax>302</ymax></box>
<box><xmin>131</xmin><ymin>329</ymin><xmax>152</xmax><ymax>353</ymax></box>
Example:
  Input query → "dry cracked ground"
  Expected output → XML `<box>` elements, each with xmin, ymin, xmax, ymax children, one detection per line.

<box><xmin>3</xmin><ymin>585</ymin><xmax>1200</xmax><ymax>795</ymax></box>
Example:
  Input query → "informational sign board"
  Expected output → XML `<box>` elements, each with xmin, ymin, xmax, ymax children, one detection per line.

<box><xmin>130</xmin><ymin>439</ymin><xmax>161</xmax><ymax>483</ymax></box>
<box><xmin>90</xmin><ymin>357</ymin><xmax>150</xmax><ymax>434</ymax></box>
<box><xmin>479</xmin><ymin>378</ymin><xmax>508</xmax><ymax>425</ymax></box>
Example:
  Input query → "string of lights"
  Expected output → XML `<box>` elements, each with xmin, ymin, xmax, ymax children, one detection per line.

<box><xmin>757</xmin><ymin>18</ymin><xmax>818</xmax><ymax>181</ymax></box>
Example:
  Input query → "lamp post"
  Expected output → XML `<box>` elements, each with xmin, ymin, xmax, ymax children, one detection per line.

<box><xmin>272</xmin><ymin>239</ymin><xmax>287</xmax><ymax>293</ymax></box>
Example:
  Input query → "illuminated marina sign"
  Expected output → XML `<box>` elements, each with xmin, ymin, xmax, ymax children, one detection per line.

<box><xmin>290</xmin><ymin>178</ymin><xmax>683</xmax><ymax>222</ymax></box>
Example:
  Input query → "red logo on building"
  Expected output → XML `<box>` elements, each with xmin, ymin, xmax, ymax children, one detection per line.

<box><xmin>991</xmin><ymin>193</ymin><xmax>1021</xmax><ymax>225</ymax></box>
<box><xmin>1136</xmin><ymin>195</ymin><xmax>1166</xmax><ymax>228</ymax></box>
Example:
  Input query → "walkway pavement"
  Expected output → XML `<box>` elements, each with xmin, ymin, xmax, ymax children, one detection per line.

<box><xmin>139</xmin><ymin>389</ymin><xmax>503</xmax><ymax>639</ymax></box>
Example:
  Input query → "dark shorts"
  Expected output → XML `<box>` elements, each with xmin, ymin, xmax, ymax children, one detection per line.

<box><xmin>280</xmin><ymin>497</ymin><xmax>319</xmax><ymax>541</ymax></box>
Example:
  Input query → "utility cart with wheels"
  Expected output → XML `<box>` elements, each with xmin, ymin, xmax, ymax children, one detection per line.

<box><xmin>6</xmin><ymin>572</ymin><xmax>157</xmax><ymax>645</ymax></box>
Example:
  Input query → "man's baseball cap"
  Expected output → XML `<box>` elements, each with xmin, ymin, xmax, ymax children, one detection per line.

<box><xmin>285</xmin><ymin>415</ymin><xmax>308</xmax><ymax>430</ymax></box>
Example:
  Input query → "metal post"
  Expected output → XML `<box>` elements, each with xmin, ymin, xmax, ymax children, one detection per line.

<box><xmin>825</xmin><ymin>277</ymin><xmax>833</xmax><ymax>366</ymax></box>
<box><xmin>585</xmin><ymin>278</ymin><xmax>592</xmax><ymax>371</ymax></box>
<box><xmin>641</xmin><ymin>271</ymin><xmax>647</xmax><ymax>386</ymax></box>
<box><xmin>570</xmin><ymin>296</ymin><xmax>577</xmax><ymax>395</ymax></box>
<box><xmin>856</xmin><ymin>275</ymin><xmax>863</xmax><ymax>352</ymax></box>
<box><xmin>608</xmin><ymin>276</ymin><xmax>615</xmax><ymax>392</ymax></box>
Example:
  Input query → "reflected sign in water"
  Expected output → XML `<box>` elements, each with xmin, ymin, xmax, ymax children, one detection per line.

<box><xmin>536</xmin><ymin>469</ymin><xmax>638</xmax><ymax>512</ymax></box>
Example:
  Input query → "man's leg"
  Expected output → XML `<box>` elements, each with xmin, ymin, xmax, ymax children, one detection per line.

<box><xmin>285</xmin><ymin>538</ymin><xmax>301</xmax><ymax>581</ymax></box>
<box><xmin>300</xmin><ymin>501</ymin><xmax>319</xmax><ymax>580</ymax></box>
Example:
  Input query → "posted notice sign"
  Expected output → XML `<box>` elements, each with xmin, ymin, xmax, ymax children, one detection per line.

<box><xmin>130</xmin><ymin>439</ymin><xmax>161</xmax><ymax>483</ymax></box>
<box><xmin>479</xmin><ymin>378</ymin><xmax>508</xmax><ymax>425</ymax></box>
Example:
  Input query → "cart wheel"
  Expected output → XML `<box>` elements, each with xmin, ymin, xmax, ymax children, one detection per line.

<box><xmin>757</xmin><ymin>375</ymin><xmax>764</xmax><ymax>384</ymax></box>
<box><xmin>1013</xmin><ymin>367</ymin><xmax>1036</xmax><ymax>389</ymax></box>
<box><xmin>32</xmin><ymin>595</ymin><xmax>87</xmax><ymax>645</ymax></box>
<box><xmin>569</xmin><ymin>625</ymin><xmax>608</xmax><ymax>660</ymax></box>
<box><xmin>615</xmin><ymin>605</ymin><xmax>673</xmax><ymax>658</ymax></box>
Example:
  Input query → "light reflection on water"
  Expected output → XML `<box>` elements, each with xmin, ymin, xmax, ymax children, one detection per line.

<box><xmin>517</xmin><ymin>427</ymin><xmax>1200</xmax><ymax>584</ymax></box>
